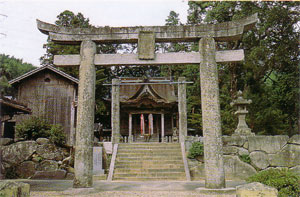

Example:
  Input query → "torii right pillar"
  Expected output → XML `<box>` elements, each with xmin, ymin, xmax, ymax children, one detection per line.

<box><xmin>199</xmin><ymin>37</ymin><xmax>225</xmax><ymax>189</ymax></box>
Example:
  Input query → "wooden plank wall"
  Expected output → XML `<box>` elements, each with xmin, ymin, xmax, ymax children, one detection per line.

<box><xmin>15</xmin><ymin>70</ymin><xmax>77</xmax><ymax>145</ymax></box>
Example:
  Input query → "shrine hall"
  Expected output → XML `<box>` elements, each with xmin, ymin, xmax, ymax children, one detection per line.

<box><xmin>106</xmin><ymin>77</ymin><xmax>180</xmax><ymax>143</ymax></box>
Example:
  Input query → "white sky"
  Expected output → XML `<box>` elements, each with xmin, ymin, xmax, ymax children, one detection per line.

<box><xmin>0</xmin><ymin>0</ymin><xmax>189</xmax><ymax>66</ymax></box>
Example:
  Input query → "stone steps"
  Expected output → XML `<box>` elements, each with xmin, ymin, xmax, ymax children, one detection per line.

<box><xmin>115</xmin><ymin>161</ymin><xmax>184</xmax><ymax>167</ymax></box>
<box><xmin>114</xmin><ymin>172</ymin><xmax>186</xmax><ymax>178</ymax></box>
<box><xmin>115</xmin><ymin>163</ymin><xmax>184</xmax><ymax>169</ymax></box>
<box><xmin>118</xmin><ymin>149</ymin><xmax>180</xmax><ymax>154</ymax></box>
<box><xmin>118</xmin><ymin>144</ymin><xmax>180</xmax><ymax>150</ymax></box>
<box><xmin>114</xmin><ymin>168</ymin><xmax>185</xmax><ymax>174</ymax></box>
<box><xmin>116</xmin><ymin>156</ymin><xmax>182</xmax><ymax>161</ymax></box>
<box><xmin>113</xmin><ymin>143</ymin><xmax>186</xmax><ymax>181</ymax></box>
<box><xmin>113</xmin><ymin>177</ymin><xmax>186</xmax><ymax>181</ymax></box>
<box><xmin>135</xmin><ymin>134</ymin><xmax>159</xmax><ymax>142</ymax></box>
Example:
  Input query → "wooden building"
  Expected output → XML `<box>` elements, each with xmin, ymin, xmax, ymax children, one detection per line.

<box><xmin>0</xmin><ymin>96</ymin><xmax>31</xmax><ymax>138</ymax></box>
<box><xmin>107</xmin><ymin>78</ymin><xmax>178</xmax><ymax>142</ymax></box>
<box><xmin>9</xmin><ymin>65</ymin><xmax>78</xmax><ymax>145</ymax></box>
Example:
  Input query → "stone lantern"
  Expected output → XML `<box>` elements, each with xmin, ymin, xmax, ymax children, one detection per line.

<box><xmin>230</xmin><ymin>90</ymin><xmax>254</xmax><ymax>136</ymax></box>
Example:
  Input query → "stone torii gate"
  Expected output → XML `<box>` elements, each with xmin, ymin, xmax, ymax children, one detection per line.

<box><xmin>37</xmin><ymin>13</ymin><xmax>257</xmax><ymax>189</ymax></box>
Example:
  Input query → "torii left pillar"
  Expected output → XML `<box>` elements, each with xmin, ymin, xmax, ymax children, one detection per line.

<box><xmin>74</xmin><ymin>40</ymin><xmax>96</xmax><ymax>188</ymax></box>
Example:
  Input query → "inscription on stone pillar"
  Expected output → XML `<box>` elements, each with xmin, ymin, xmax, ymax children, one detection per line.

<box><xmin>138</xmin><ymin>31</ymin><xmax>155</xmax><ymax>60</ymax></box>
<box><xmin>93</xmin><ymin>147</ymin><xmax>104</xmax><ymax>175</ymax></box>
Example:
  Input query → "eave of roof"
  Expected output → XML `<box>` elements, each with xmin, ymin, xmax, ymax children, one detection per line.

<box><xmin>0</xmin><ymin>98</ymin><xmax>31</xmax><ymax>114</ymax></box>
<box><xmin>9</xmin><ymin>65</ymin><xmax>79</xmax><ymax>85</ymax></box>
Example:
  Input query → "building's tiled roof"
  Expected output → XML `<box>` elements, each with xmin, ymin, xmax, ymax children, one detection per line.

<box><xmin>119</xmin><ymin>77</ymin><xmax>177</xmax><ymax>104</ymax></box>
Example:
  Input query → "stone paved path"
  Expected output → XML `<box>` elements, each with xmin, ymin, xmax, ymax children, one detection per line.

<box><xmin>31</xmin><ymin>191</ymin><xmax>236</xmax><ymax>197</ymax></box>
<box><xmin>14</xmin><ymin>180</ymin><xmax>244</xmax><ymax>196</ymax></box>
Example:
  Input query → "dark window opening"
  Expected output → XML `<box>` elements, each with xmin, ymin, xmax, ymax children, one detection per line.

<box><xmin>44</xmin><ymin>78</ymin><xmax>51</xmax><ymax>82</ymax></box>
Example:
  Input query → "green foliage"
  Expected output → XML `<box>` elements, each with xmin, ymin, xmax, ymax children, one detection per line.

<box><xmin>165</xmin><ymin>11</ymin><xmax>181</xmax><ymax>26</ymax></box>
<box><xmin>247</xmin><ymin>168</ymin><xmax>300</xmax><ymax>197</ymax></box>
<box><xmin>187</xmin><ymin>142</ymin><xmax>204</xmax><ymax>159</ymax></box>
<box><xmin>15</xmin><ymin>117</ymin><xmax>50</xmax><ymax>140</ymax></box>
<box><xmin>40</xmin><ymin>5</ymin><xmax>300</xmax><ymax>137</ymax></box>
<box><xmin>15</xmin><ymin>116</ymin><xmax>66</xmax><ymax>146</ymax></box>
<box><xmin>48</xmin><ymin>124</ymin><xmax>66</xmax><ymax>146</ymax></box>
<box><xmin>0</xmin><ymin>54</ymin><xmax>36</xmax><ymax>95</ymax></box>
<box><xmin>239</xmin><ymin>154</ymin><xmax>251</xmax><ymax>164</ymax></box>
<box><xmin>35</xmin><ymin>156</ymin><xmax>44</xmax><ymax>163</ymax></box>
<box><xmin>185</xmin><ymin>2</ymin><xmax>300</xmax><ymax>136</ymax></box>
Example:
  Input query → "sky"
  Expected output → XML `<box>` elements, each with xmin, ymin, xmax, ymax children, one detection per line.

<box><xmin>0</xmin><ymin>0</ymin><xmax>189</xmax><ymax>66</ymax></box>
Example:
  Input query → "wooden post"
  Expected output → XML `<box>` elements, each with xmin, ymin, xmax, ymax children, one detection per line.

<box><xmin>149</xmin><ymin>113</ymin><xmax>153</xmax><ymax>135</ymax></box>
<box><xmin>129</xmin><ymin>113</ymin><xmax>132</xmax><ymax>143</ymax></box>
<box><xmin>199</xmin><ymin>37</ymin><xmax>225</xmax><ymax>189</ymax></box>
<box><xmin>111</xmin><ymin>79</ymin><xmax>120</xmax><ymax>144</ymax></box>
<box><xmin>73</xmin><ymin>40</ymin><xmax>96</xmax><ymax>188</ymax></box>
<box><xmin>161</xmin><ymin>113</ymin><xmax>165</xmax><ymax>143</ymax></box>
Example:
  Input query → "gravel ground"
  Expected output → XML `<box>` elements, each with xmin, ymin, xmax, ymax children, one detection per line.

<box><xmin>31</xmin><ymin>191</ymin><xmax>236</xmax><ymax>197</ymax></box>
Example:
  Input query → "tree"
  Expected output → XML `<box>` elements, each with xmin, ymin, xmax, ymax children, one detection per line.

<box><xmin>40</xmin><ymin>10</ymin><xmax>114</xmax><ymax>120</ymax></box>
<box><xmin>0</xmin><ymin>54</ymin><xmax>36</xmax><ymax>95</ymax></box>
<box><xmin>186</xmin><ymin>1</ymin><xmax>300</xmax><ymax>135</ymax></box>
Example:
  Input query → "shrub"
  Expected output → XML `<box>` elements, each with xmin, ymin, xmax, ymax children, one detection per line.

<box><xmin>48</xmin><ymin>124</ymin><xmax>66</xmax><ymax>146</ymax></box>
<box><xmin>15</xmin><ymin>116</ymin><xmax>66</xmax><ymax>146</ymax></box>
<box><xmin>239</xmin><ymin>154</ymin><xmax>251</xmax><ymax>164</ymax></box>
<box><xmin>246</xmin><ymin>168</ymin><xmax>300</xmax><ymax>197</ymax></box>
<box><xmin>187</xmin><ymin>142</ymin><xmax>204</xmax><ymax>159</ymax></box>
<box><xmin>15</xmin><ymin>116</ymin><xmax>50</xmax><ymax>140</ymax></box>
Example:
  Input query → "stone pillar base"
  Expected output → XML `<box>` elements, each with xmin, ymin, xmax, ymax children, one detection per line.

<box><xmin>233</xmin><ymin>128</ymin><xmax>255</xmax><ymax>136</ymax></box>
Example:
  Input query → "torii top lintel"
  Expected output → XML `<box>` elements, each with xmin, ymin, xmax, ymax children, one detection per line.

<box><xmin>37</xmin><ymin>14</ymin><xmax>257</xmax><ymax>44</ymax></box>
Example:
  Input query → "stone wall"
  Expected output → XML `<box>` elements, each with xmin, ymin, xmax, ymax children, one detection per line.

<box><xmin>1</xmin><ymin>138</ymin><xmax>74</xmax><ymax>179</ymax></box>
<box><xmin>188</xmin><ymin>135</ymin><xmax>300</xmax><ymax>180</ymax></box>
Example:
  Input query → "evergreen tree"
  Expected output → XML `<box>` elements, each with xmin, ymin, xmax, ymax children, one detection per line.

<box><xmin>186</xmin><ymin>2</ymin><xmax>300</xmax><ymax>135</ymax></box>
<box><xmin>0</xmin><ymin>54</ymin><xmax>36</xmax><ymax>95</ymax></box>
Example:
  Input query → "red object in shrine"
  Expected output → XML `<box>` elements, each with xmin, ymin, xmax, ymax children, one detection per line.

<box><xmin>140</xmin><ymin>114</ymin><xmax>144</xmax><ymax>135</ymax></box>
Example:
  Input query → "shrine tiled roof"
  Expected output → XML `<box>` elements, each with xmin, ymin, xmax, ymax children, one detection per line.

<box><xmin>119</xmin><ymin>77</ymin><xmax>177</xmax><ymax>104</ymax></box>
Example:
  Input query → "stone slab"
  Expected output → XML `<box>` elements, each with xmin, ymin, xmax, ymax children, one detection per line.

<box><xmin>236</xmin><ymin>182</ymin><xmax>278</xmax><ymax>197</ymax></box>
<box><xmin>0</xmin><ymin>181</ymin><xmax>30</xmax><ymax>197</ymax></box>
<box><xmin>2</xmin><ymin>141</ymin><xmax>38</xmax><ymax>166</ymax></box>
<box><xmin>36</xmin><ymin>138</ymin><xmax>49</xmax><ymax>145</ymax></box>
<box><xmin>103</xmin><ymin>142</ymin><xmax>113</xmax><ymax>154</ymax></box>
<box><xmin>223</xmin><ymin>146</ymin><xmax>239</xmax><ymax>155</ymax></box>
<box><xmin>248</xmin><ymin>135</ymin><xmax>289</xmax><ymax>154</ymax></box>
<box><xmin>222</xmin><ymin>136</ymin><xmax>247</xmax><ymax>147</ymax></box>
<box><xmin>16</xmin><ymin>161</ymin><xmax>36</xmax><ymax>178</ymax></box>
<box><xmin>237</xmin><ymin>147</ymin><xmax>249</xmax><ymax>156</ymax></box>
<box><xmin>138</xmin><ymin>31</ymin><xmax>155</xmax><ymax>60</ymax></box>
<box><xmin>268</xmin><ymin>144</ymin><xmax>300</xmax><ymax>167</ymax></box>
<box><xmin>37</xmin><ymin>14</ymin><xmax>258</xmax><ymax>43</ymax></box>
<box><xmin>93</xmin><ymin>147</ymin><xmax>104</xmax><ymax>175</ymax></box>
<box><xmin>54</xmin><ymin>50</ymin><xmax>245</xmax><ymax>66</ymax></box>
<box><xmin>195</xmin><ymin>187</ymin><xmax>236</xmax><ymax>195</ymax></box>
<box><xmin>31</xmin><ymin>170</ymin><xmax>67</xmax><ymax>180</ymax></box>
<box><xmin>224</xmin><ymin>155</ymin><xmax>257</xmax><ymax>180</ymax></box>
<box><xmin>290</xmin><ymin>165</ymin><xmax>300</xmax><ymax>176</ymax></box>
<box><xmin>289</xmin><ymin>135</ymin><xmax>300</xmax><ymax>145</ymax></box>
<box><xmin>249</xmin><ymin>151</ymin><xmax>269</xmax><ymax>170</ymax></box>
